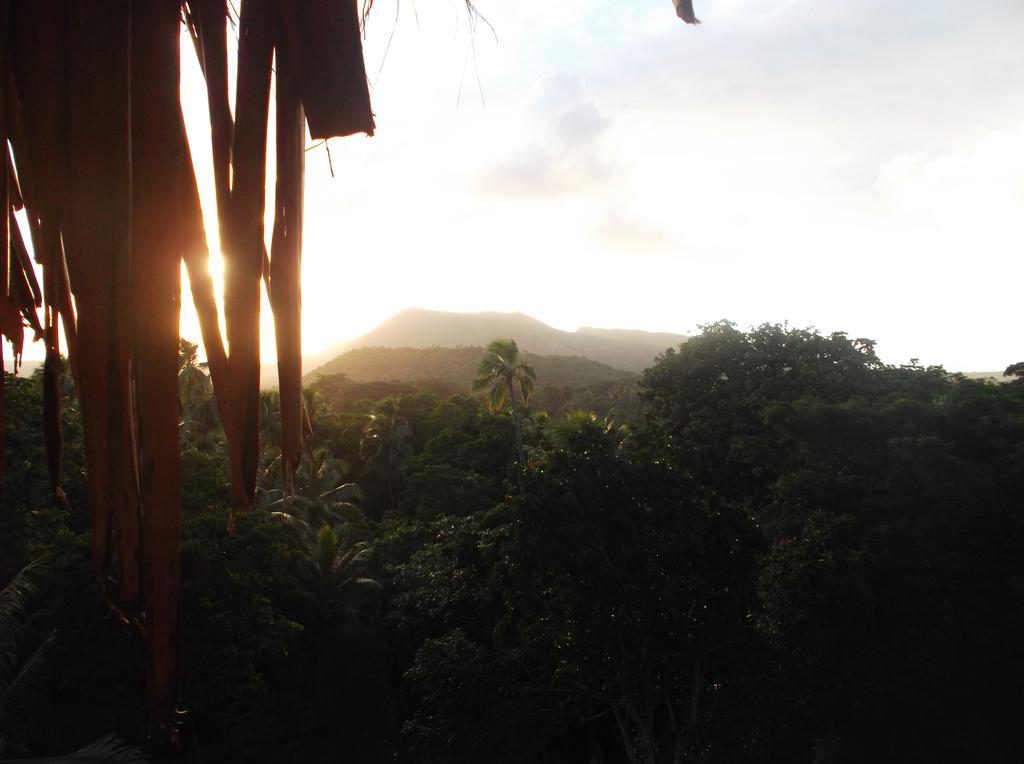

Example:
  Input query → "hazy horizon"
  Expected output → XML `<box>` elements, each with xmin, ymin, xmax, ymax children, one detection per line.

<box><xmin>12</xmin><ymin>0</ymin><xmax>1024</xmax><ymax>373</ymax></box>
<box><xmin>15</xmin><ymin>304</ymin><xmax>1014</xmax><ymax>376</ymax></box>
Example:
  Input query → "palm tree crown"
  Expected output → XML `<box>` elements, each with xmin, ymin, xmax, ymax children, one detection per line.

<box><xmin>360</xmin><ymin>398</ymin><xmax>414</xmax><ymax>512</ymax></box>
<box><xmin>473</xmin><ymin>339</ymin><xmax>536</xmax><ymax>412</ymax></box>
<box><xmin>473</xmin><ymin>339</ymin><xmax>536</xmax><ymax>465</ymax></box>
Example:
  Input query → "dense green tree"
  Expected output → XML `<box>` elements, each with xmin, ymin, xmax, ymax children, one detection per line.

<box><xmin>398</xmin><ymin>397</ymin><xmax>517</xmax><ymax>520</ymax></box>
<box><xmin>641</xmin><ymin>322</ymin><xmax>1024</xmax><ymax>760</ymax></box>
<box><xmin>1</xmin><ymin>370</ymin><xmax>86</xmax><ymax>579</ymax></box>
<box><xmin>386</xmin><ymin>411</ymin><xmax>764</xmax><ymax>762</ymax></box>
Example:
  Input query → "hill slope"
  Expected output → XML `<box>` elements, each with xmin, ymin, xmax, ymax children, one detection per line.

<box><xmin>307</xmin><ymin>308</ymin><xmax>688</xmax><ymax>375</ymax></box>
<box><xmin>306</xmin><ymin>345</ymin><xmax>636</xmax><ymax>392</ymax></box>
<box><xmin>305</xmin><ymin>345</ymin><xmax>646</xmax><ymax>422</ymax></box>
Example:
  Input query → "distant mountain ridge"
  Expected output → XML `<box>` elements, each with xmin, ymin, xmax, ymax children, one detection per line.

<box><xmin>15</xmin><ymin>309</ymin><xmax>685</xmax><ymax>389</ymax></box>
<box><xmin>306</xmin><ymin>308</ymin><xmax>689</xmax><ymax>377</ymax></box>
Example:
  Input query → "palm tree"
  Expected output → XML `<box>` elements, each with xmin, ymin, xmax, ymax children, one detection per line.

<box><xmin>360</xmin><ymin>398</ymin><xmax>413</xmax><ymax>513</ymax></box>
<box><xmin>256</xmin><ymin>448</ymin><xmax>363</xmax><ymax>531</ymax></box>
<box><xmin>0</xmin><ymin>560</ymin><xmax>147</xmax><ymax>762</ymax></box>
<box><xmin>0</xmin><ymin>561</ymin><xmax>50</xmax><ymax>759</ymax></box>
<box><xmin>257</xmin><ymin>463</ymin><xmax>382</xmax><ymax>617</ymax></box>
<box><xmin>550</xmin><ymin>410</ymin><xmax>630</xmax><ymax>458</ymax></box>
<box><xmin>473</xmin><ymin>339</ymin><xmax>536</xmax><ymax>466</ymax></box>
<box><xmin>178</xmin><ymin>339</ymin><xmax>220</xmax><ymax>448</ymax></box>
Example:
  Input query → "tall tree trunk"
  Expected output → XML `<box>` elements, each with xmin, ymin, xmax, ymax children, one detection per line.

<box><xmin>507</xmin><ymin>376</ymin><xmax>525</xmax><ymax>465</ymax></box>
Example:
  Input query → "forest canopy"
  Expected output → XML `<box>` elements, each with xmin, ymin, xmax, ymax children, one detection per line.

<box><xmin>3</xmin><ymin>322</ymin><xmax>1023</xmax><ymax>761</ymax></box>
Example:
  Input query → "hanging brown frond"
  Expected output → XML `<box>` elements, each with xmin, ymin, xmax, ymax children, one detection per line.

<box><xmin>278</xmin><ymin>0</ymin><xmax>375</xmax><ymax>139</ymax></box>
<box><xmin>1</xmin><ymin>35</ymin><xmax>8</xmax><ymax>306</ymax></box>
<box><xmin>225</xmin><ymin>0</ymin><xmax>274</xmax><ymax>513</ymax></box>
<box><xmin>8</xmin><ymin>263</ymin><xmax>41</xmax><ymax>342</ymax></box>
<box><xmin>1</xmin><ymin>2</ymin><xmax>12</xmax><ymax>479</ymax></box>
<box><xmin>5</xmin><ymin>145</ymin><xmax>20</xmax><ymax>209</ymax></box>
<box><xmin>0</xmin><ymin>298</ymin><xmax>22</xmax><ymax>368</ymax></box>
<box><xmin>66</xmin><ymin>0</ymin><xmax>138</xmax><ymax>613</ymax></box>
<box><xmin>180</xmin><ymin>142</ymin><xmax>231</xmax><ymax>433</ymax></box>
<box><xmin>673</xmin><ymin>0</ymin><xmax>701</xmax><ymax>24</ymax></box>
<box><xmin>270</xmin><ymin>24</ymin><xmax>306</xmax><ymax>488</ymax></box>
<box><xmin>53</xmin><ymin>241</ymin><xmax>80</xmax><ymax>388</ymax></box>
<box><xmin>3</xmin><ymin>38</ymin><xmax>37</xmax><ymax>246</ymax></box>
<box><xmin>9</xmin><ymin>211</ymin><xmax>41</xmax><ymax>313</ymax></box>
<box><xmin>6</xmin><ymin>0</ymin><xmax>383</xmax><ymax>744</ymax></box>
<box><xmin>4</xmin><ymin>211</ymin><xmax>41</xmax><ymax>350</ymax></box>
<box><xmin>7</xmin><ymin>1</ymin><xmax>70</xmax><ymax>268</ymax></box>
<box><xmin>131</xmin><ymin>0</ymin><xmax>186</xmax><ymax>738</ymax></box>
<box><xmin>193</xmin><ymin>0</ymin><xmax>233</xmax><ymax>244</ymax></box>
<box><xmin>8</xmin><ymin>2</ymin><xmax>73</xmax><ymax>500</ymax></box>
<box><xmin>41</xmin><ymin>289</ymin><xmax>62</xmax><ymax>497</ymax></box>
<box><xmin>6</xmin><ymin>145</ymin><xmax>21</xmax><ymax>211</ymax></box>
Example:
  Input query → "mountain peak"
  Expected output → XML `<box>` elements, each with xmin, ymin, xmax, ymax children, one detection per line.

<box><xmin>306</xmin><ymin>308</ymin><xmax>688</xmax><ymax>375</ymax></box>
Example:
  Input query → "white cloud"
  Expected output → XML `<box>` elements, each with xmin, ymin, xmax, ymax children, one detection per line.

<box><xmin>476</xmin><ymin>75</ymin><xmax>616</xmax><ymax>196</ymax></box>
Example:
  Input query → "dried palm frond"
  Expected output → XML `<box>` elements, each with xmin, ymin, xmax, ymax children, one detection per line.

<box><xmin>0</xmin><ymin>0</ymin><xmax>377</xmax><ymax>740</ymax></box>
<box><xmin>180</xmin><ymin>146</ymin><xmax>231</xmax><ymax>433</ymax></box>
<box><xmin>224</xmin><ymin>0</ymin><xmax>274</xmax><ymax>516</ymax></box>
<box><xmin>9</xmin><ymin>214</ymin><xmax>41</xmax><ymax>314</ymax></box>
<box><xmin>40</xmin><ymin>305</ymin><xmax>62</xmax><ymax>498</ymax></box>
<box><xmin>278</xmin><ymin>1</ymin><xmax>374</xmax><ymax>139</ymax></box>
<box><xmin>65</xmin><ymin>0</ymin><xmax>138</xmax><ymax>612</ymax></box>
<box><xmin>673</xmin><ymin>0</ymin><xmax>701</xmax><ymax>24</ymax></box>
<box><xmin>270</xmin><ymin>24</ymin><xmax>306</xmax><ymax>491</ymax></box>
<box><xmin>130</xmin><ymin>0</ymin><xmax>186</xmax><ymax>735</ymax></box>
<box><xmin>1</xmin><ymin>39</ymin><xmax>8</xmax><ymax>307</ymax></box>
<box><xmin>190</xmin><ymin>0</ymin><xmax>233</xmax><ymax>243</ymax></box>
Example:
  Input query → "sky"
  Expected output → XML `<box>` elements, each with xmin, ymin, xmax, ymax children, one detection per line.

<box><xmin>174</xmin><ymin>0</ymin><xmax>1024</xmax><ymax>372</ymax></box>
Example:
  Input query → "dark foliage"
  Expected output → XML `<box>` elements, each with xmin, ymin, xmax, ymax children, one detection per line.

<box><xmin>3</xmin><ymin>321</ymin><xmax>1023</xmax><ymax>761</ymax></box>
